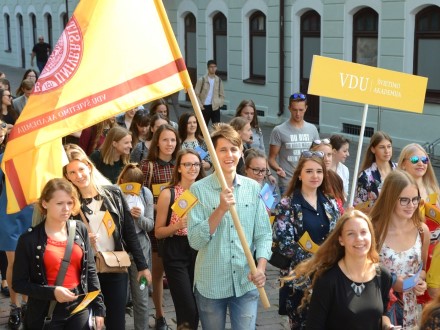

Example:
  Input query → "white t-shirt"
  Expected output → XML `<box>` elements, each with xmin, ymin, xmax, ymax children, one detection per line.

<box><xmin>336</xmin><ymin>162</ymin><xmax>350</xmax><ymax>196</ymax></box>
<box><xmin>204</xmin><ymin>77</ymin><xmax>215</xmax><ymax>105</ymax></box>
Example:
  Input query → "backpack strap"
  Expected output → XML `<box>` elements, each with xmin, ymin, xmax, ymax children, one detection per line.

<box><xmin>165</xmin><ymin>187</ymin><xmax>175</xmax><ymax>226</ymax></box>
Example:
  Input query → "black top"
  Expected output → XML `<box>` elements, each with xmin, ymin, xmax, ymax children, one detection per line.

<box><xmin>90</xmin><ymin>149</ymin><xmax>124</xmax><ymax>184</ymax></box>
<box><xmin>306</xmin><ymin>264</ymin><xmax>392</xmax><ymax>330</ymax></box>
<box><xmin>32</xmin><ymin>42</ymin><xmax>51</xmax><ymax>62</ymax></box>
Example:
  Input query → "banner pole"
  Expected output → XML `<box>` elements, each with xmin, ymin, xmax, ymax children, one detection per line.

<box><xmin>186</xmin><ymin>87</ymin><xmax>270</xmax><ymax>309</ymax></box>
<box><xmin>348</xmin><ymin>103</ymin><xmax>369</xmax><ymax>207</ymax></box>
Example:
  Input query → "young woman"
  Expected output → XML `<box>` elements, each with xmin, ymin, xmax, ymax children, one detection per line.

<box><xmin>117</xmin><ymin>164</ymin><xmax>154</xmax><ymax>330</ymax></box>
<box><xmin>128</xmin><ymin>110</ymin><xmax>150</xmax><ymax>149</ymax></box>
<box><xmin>234</xmin><ymin>99</ymin><xmax>265</xmax><ymax>152</ymax></box>
<box><xmin>370</xmin><ymin>170</ymin><xmax>430</xmax><ymax>329</ymax></box>
<box><xmin>130</xmin><ymin>113</ymin><xmax>169</xmax><ymax>163</ymax></box>
<box><xmin>79</xmin><ymin>118</ymin><xmax>116</xmax><ymax>155</ymax></box>
<box><xmin>291</xmin><ymin>210</ymin><xmax>393</xmax><ymax>330</ymax></box>
<box><xmin>139</xmin><ymin>124</ymin><xmax>180</xmax><ymax>330</ymax></box>
<box><xmin>12</xmin><ymin>178</ymin><xmax>106</xmax><ymax>330</ymax></box>
<box><xmin>272</xmin><ymin>150</ymin><xmax>341</xmax><ymax>327</ymax></box>
<box><xmin>229</xmin><ymin>117</ymin><xmax>253</xmax><ymax>176</ymax></box>
<box><xmin>15</xmin><ymin>69</ymin><xmax>38</xmax><ymax>96</ymax></box>
<box><xmin>178</xmin><ymin>112</ymin><xmax>212</xmax><ymax>171</ymax></box>
<box><xmin>354</xmin><ymin>131</ymin><xmax>396</xmax><ymax>208</ymax></box>
<box><xmin>155</xmin><ymin>149</ymin><xmax>206</xmax><ymax>329</ymax></box>
<box><xmin>149</xmin><ymin>98</ymin><xmax>178</xmax><ymax>129</ymax></box>
<box><xmin>310</xmin><ymin>139</ymin><xmax>345</xmax><ymax>211</ymax></box>
<box><xmin>244</xmin><ymin>148</ymin><xmax>271</xmax><ymax>186</ymax></box>
<box><xmin>12</xmin><ymin>79</ymin><xmax>34</xmax><ymax>114</ymax></box>
<box><xmin>90</xmin><ymin>126</ymin><xmax>132</xmax><ymax>183</ymax></box>
<box><xmin>63</xmin><ymin>144</ymin><xmax>151</xmax><ymax>330</ymax></box>
<box><xmin>330</xmin><ymin>134</ymin><xmax>350</xmax><ymax>196</ymax></box>
<box><xmin>0</xmin><ymin>88</ymin><xmax>19</xmax><ymax>130</ymax></box>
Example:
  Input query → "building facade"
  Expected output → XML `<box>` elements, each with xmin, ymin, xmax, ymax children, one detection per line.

<box><xmin>2</xmin><ymin>0</ymin><xmax>440</xmax><ymax>150</ymax></box>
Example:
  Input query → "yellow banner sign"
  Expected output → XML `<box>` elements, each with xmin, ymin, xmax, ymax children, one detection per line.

<box><xmin>308</xmin><ymin>55</ymin><xmax>428</xmax><ymax>113</ymax></box>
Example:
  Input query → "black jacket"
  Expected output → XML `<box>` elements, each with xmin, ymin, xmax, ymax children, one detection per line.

<box><xmin>12</xmin><ymin>220</ymin><xmax>105</xmax><ymax>327</ymax></box>
<box><xmin>77</xmin><ymin>185</ymin><xmax>148</xmax><ymax>271</ymax></box>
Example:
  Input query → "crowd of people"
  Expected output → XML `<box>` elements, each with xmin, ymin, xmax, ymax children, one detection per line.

<box><xmin>0</xmin><ymin>62</ymin><xmax>440</xmax><ymax>330</ymax></box>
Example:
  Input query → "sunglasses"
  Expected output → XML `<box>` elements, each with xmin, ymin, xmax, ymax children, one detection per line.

<box><xmin>398</xmin><ymin>196</ymin><xmax>421</xmax><ymax>206</ymax></box>
<box><xmin>311</xmin><ymin>139</ymin><xmax>331</xmax><ymax>147</ymax></box>
<box><xmin>409</xmin><ymin>155</ymin><xmax>429</xmax><ymax>164</ymax></box>
<box><xmin>301</xmin><ymin>150</ymin><xmax>324</xmax><ymax>159</ymax></box>
<box><xmin>290</xmin><ymin>93</ymin><xmax>306</xmax><ymax>101</ymax></box>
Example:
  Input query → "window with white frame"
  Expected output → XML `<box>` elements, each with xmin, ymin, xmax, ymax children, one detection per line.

<box><xmin>248</xmin><ymin>11</ymin><xmax>266</xmax><ymax>83</ymax></box>
<box><xmin>353</xmin><ymin>7</ymin><xmax>378</xmax><ymax>67</ymax></box>
<box><xmin>415</xmin><ymin>5</ymin><xmax>440</xmax><ymax>102</ymax></box>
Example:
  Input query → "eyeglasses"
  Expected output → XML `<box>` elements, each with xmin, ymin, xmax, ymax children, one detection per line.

<box><xmin>409</xmin><ymin>155</ymin><xmax>429</xmax><ymax>165</ymax></box>
<box><xmin>2</xmin><ymin>94</ymin><xmax>12</xmax><ymax>99</ymax></box>
<box><xmin>290</xmin><ymin>93</ymin><xmax>307</xmax><ymax>101</ymax></box>
<box><xmin>248</xmin><ymin>167</ymin><xmax>270</xmax><ymax>176</ymax></box>
<box><xmin>180</xmin><ymin>162</ymin><xmax>201</xmax><ymax>169</ymax></box>
<box><xmin>311</xmin><ymin>139</ymin><xmax>331</xmax><ymax>147</ymax></box>
<box><xmin>398</xmin><ymin>196</ymin><xmax>421</xmax><ymax>206</ymax></box>
<box><xmin>301</xmin><ymin>150</ymin><xmax>324</xmax><ymax>159</ymax></box>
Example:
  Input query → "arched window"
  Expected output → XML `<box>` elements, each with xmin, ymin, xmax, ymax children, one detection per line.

<box><xmin>415</xmin><ymin>5</ymin><xmax>440</xmax><ymax>101</ymax></box>
<box><xmin>184</xmin><ymin>13</ymin><xmax>197</xmax><ymax>87</ymax></box>
<box><xmin>301</xmin><ymin>10</ymin><xmax>321</xmax><ymax>124</ymax></box>
<box><xmin>249</xmin><ymin>11</ymin><xmax>266</xmax><ymax>83</ymax></box>
<box><xmin>4</xmin><ymin>14</ymin><xmax>11</xmax><ymax>52</ymax></box>
<box><xmin>213</xmin><ymin>12</ymin><xmax>227</xmax><ymax>79</ymax></box>
<box><xmin>45</xmin><ymin>13</ymin><xmax>53</xmax><ymax>47</ymax></box>
<box><xmin>353</xmin><ymin>8</ymin><xmax>378</xmax><ymax>66</ymax></box>
<box><xmin>30</xmin><ymin>13</ymin><xmax>37</xmax><ymax>45</ymax></box>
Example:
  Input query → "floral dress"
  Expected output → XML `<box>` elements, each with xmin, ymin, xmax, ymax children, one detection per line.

<box><xmin>380</xmin><ymin>233</ymin><xmax>422</xmax><ymax>329</ymax></box>
<box><xmin>354</xmin><ymin>161</ymin><xmax>397</xmax><ymax>207</ymax></box>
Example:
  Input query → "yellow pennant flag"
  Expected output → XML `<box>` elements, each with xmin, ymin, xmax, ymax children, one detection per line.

<box><xmin>71</xmin><ymin>290</ymin><xmax>101</xmax><ymax>315</ymax></box>
<box><xmin>1</xmin><ymin>0</ymin><xmax>192</xmax><ymax>213</ymax></box>
<box><xmin>171</xmin><ymin>189</ymin><xmax>198</xmax><ymax>218</ymax></box>
<box><xmin>102</xmin><ymin>210</ymin><xmax>115</xmax><ymax>237</ymax></box>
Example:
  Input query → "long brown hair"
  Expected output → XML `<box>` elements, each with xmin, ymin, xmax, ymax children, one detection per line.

<box><xmin>359</xmin><ymin>131</ymin><xmax>392</xmax><ymax>173</ymax></box>
<box><xmin>288</xmin><ymin>210</ymin><xmax>378</xmax><ymax>307</ymax></box>
<box><xmin>168</xmin><ymin>149</ymin><xmax>206</xmax><ymax>187</ymax></box>
<box><xmin>234</xmin><ymin>99</ymin><xmax>260</xmax><ymax>130</ymax></box>
<box><xmin>146</xmin><ymin>124</ymin><xmax>180</xmax><ymax>162</ymax></box>
<box><xmin>37</xmin><ymin>178</ymin><xmax>80</xmax><ymax>218</ymax></box>
<box><xmin>284</xmin><ymin>155</ymin><xmax>329</xmax><ymax>197</ymax></box>
<box><xmin>370</xmin><ymin>170</ymin><xmax>423</xmax><ymax>251</ymax></box>
<box><xmin>100</xmin><ymin>126</ymin><xmax>131</xmax><ymax>165</ymax></box>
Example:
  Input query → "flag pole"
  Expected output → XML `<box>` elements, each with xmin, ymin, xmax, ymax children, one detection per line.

<box><xmin>348</xmin><ymin>103</ymin><xmax>369</xmax><ymax>207</ymax></box>
<box><xmin>186</xmin><ymin>87</ymin><xmax>270</xmax><ymax>309</ymax></box>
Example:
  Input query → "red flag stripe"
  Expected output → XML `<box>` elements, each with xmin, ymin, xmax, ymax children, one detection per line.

<box><xmin>4</xmin><ymin>160</ymin><xmax>27</xmax><ymax>210</ymax></box>
<box><xmin>9</xmin><ymin>58</ymin><xmax>187</xmax><ymax>141</ymax></box>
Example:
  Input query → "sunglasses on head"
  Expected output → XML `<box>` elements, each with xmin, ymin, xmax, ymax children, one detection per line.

<box><xmin>409</xmin><ymin>155</ymin><xmax>429</xmax><ymax>164</ymax></box>
<box><xmin>301</xmin><ymin>150</ymin><xmax>324</xmax><ymax>159</ymax></box>
<box><xmin>290</xmin><ymin>93</ymin><xmax>306</xmax><ymax>101</ymax></box>
<box><xmin>311</xmin><ymin>138</ymin><xmax>331</xmax><ymax>147</ymax></box>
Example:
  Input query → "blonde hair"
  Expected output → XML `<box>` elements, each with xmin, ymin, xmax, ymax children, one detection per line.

<box><xmin>100</xmin><ymin>126</ymin><xmax>131</xmax><ymax>165</ymax></box>
<box><xmin>398</xmin><ymin>143</ymin><xmax>440</xmax><ymax>202</ymax></box>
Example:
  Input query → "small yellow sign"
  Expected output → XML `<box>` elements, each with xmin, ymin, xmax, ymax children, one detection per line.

<box><xmin>102</xmin><ymin>210</ymin><xmax>115</xmax><ymax>237</ymax></box>
<box><xmin>71</xmin><ymin>290</ymin><xmax>101</xmax><ymax>315</ymax></box>
<box><xmin>171</xmin><ymin>189</ymin><xmax>198</xmax><ymax>218</ymax></box>
<box><xmin>298</xmin><ymin>231</ymin><xmax>319</xmax><ymax>254</ymax></box>
<box><xmin>308</xmin><ymin>55</ymin><xmax>428</xmax><ymax>113</ymax></box>
<box><xmin>152</xmin><ymin>182</ymin><xmax>169</xmax><ymax>197</ymax></box>
<box><xmin>119</xmin><ymin>182</ymin><xmax>142</xmax><ymax>195</ymax></box>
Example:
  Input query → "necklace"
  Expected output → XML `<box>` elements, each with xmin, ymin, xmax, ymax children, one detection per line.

<box><xmin>343</xmin><ymin>259</ymin><xmax>367</xmax><ymax>297</ymax></box>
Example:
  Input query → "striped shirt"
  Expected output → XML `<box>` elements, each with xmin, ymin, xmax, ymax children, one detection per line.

<box><xmin>188</xmin><ymin>174</ymin><xmax>272</xmax><ymax>299</ymax></box>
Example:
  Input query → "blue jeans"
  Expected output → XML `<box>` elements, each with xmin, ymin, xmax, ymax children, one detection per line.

<box><xmin>194</xmin><ymin>287</ymin><xmax>258</xmax><ymax>330</ymax></box>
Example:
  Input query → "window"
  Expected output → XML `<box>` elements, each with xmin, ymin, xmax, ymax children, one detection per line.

<box><xmin>30</xmin><ymin>14</ymin><xmax>37</xmax><ymax>45</ymax></box>
<box><xmin>184</xmin><ymin>13</ymin><xmax>197</xmax><ymax>87</ymax></box>
<box><xmin>213</xmin><ymin>12</ymin><xmax>227</xmax><ymax>79</ymax></box>
<box><xmin>62</xmin><ymin>12</ymin><xmax>68</xmax><ymax>29</ymax></box>
<box><xmin>45</xmin><ymin>13</ymin><xmax>53</xmax><ymax>48</ymax></box>
<box><xmin>4</xmin><ymin>14</ymin><xmax>11</xmax><ymax>52</ymax></box>
<box><xmin>415</xmin><ymin>6</ymin><xmax>440</xmax><ymax>101</ymax></box>
<box><xmin>247</xmin><ymin>11</ymin><xmax>266</xmax><ymax>83</ymax></box>
<box><xmin>353</xmin><ymin>8</ymin><xmax>378</xmax><ymax>67</ymax></box>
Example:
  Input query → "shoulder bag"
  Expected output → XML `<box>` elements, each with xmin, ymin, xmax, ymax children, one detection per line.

<box><xmin>157</xmin><ymin>187</ymin><xmax>175</xmax><ymax>258</ymax></box>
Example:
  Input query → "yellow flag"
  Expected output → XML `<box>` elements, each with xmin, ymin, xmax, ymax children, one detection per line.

<box><xmin>298</xmin><ymin>231</ymin><xmax>320</xmax><ymax>254</ymax></box>
<box><xmin>71</xmin><ymin>290</ymin><xmax>101</xmax><ymax>315</ymax></box>
<box><xmin>119</xmin><ymin>182</ymin><xmax>142</xmax><ymax>196</ymax></box>
<box><xmin>171</xmin><ymin>189</ymin><xmax>198</xmax><ymax>218</ymax></box>
<box><xmin>1</xmin><ymin>0</ymin><xmax>192</xmax><ymax>213</ymax></box>
<box><xmin>102</xmin><ymin>210</ymin><xmax>115</xmax><ymax>237</ymax></box>
<box><xmin>152</xmin><ymin>182</ymin><xmax>170</xmax><ymax>197</ymax></box>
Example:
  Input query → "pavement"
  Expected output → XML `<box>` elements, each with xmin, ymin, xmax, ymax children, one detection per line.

<box><xmin>1</xmin><ymin>63</ymin><xmax>439</xmax><ymax>329</ymax></box>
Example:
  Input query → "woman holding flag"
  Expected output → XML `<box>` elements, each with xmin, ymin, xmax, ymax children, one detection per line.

<box><xmin>63</xmin><ymin>144</ymin><xmax>151</xmax><ymax>330</ymax></box>
<box><xmin>155</xmin><ymin>149</ymin><xmax>205</xmax><ymax>329</ymax></box>
<box><xmin>12</xmin><ymin>178</ymin><xmax>106</xmax><ymax>330</ymax></box>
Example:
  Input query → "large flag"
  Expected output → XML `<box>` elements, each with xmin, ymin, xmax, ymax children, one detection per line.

<box><xmin>2</xmin><ymin>0</ymin><xmax>192</xmax><ymax>213</ymax></box>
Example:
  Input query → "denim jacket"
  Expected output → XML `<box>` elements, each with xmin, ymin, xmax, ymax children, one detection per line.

<box><xmin>12</xmin><ymin>220</ymin><xmax>105</xmax><ymax>326</ymax></box>
<box><xmin>272</xmin><ymin>189</ymin><xmax>340</xmax><ymax>269</ymax></box>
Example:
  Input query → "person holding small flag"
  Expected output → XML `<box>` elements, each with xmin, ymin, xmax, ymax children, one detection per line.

<box><xmin>63</xmin><ymin>144</ymin><xmax>151</xmax><ymax>330</ymax></box>
<box><xmin>155</xmin><ymin>149</ymin><xmax>206</xmax><ymax>329</ymax></box>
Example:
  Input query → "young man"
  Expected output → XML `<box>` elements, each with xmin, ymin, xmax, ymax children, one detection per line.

<box><xmin>194</xmin><ymin>60</ymin><xmax>225</xmax><ymax>126</ymax></box>
<box><xmin>31</xmin><ymin>36</ymin><xmax>51</xmax><ymax>73</ymax></box>
<box><xmin>188</xmin><ymin>124</ymin><xmax>272</xmax><ymax>330</ymax></box>
<box><xmin>268</xmin><ymin>93</ymin><xmax>320</xmax><ymax>195</ymax></box>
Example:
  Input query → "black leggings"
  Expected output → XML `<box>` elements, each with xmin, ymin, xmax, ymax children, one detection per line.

<box><xmin>0</xmin><ymin>251</ymin><xmax>7</xmax><ymax>281</ymax></box>
<box><xmin>98</xmin><ymin>272</ymin><xmax>128</xmax><ymax>330</ymax></box>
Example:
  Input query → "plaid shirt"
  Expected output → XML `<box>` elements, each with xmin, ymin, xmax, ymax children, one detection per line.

<box><xmin>140</xmin><ymin>158</ymin><xmax>175</xmax><ymax>204</ymax></box>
